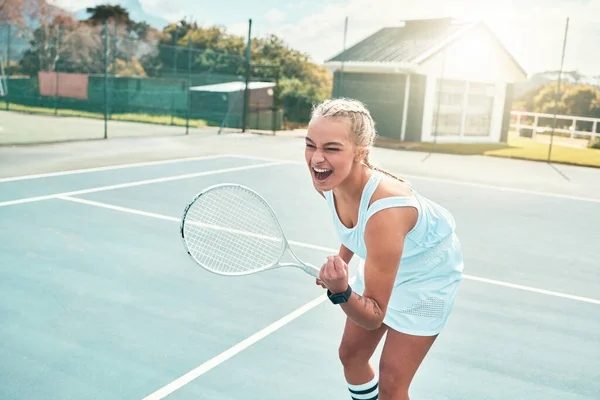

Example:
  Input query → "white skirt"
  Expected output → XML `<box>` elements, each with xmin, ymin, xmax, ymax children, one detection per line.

<box><xmin>352</xmin><ymin>246</ymin><xmax>463</xmax><ymax>336</ymax></box>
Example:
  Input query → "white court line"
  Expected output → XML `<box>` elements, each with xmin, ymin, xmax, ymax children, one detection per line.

<box><xmin>140</xmin><ymin>291</ymin><xmax>332</xmax><ymax>400</ymax></box>
<box><xmin>227</xmin><ymin>153</ymin><xmax>600</xmax><ymax>204</ymax></box>
<box><xmin>57</xmin><ymin>196</ymin><xmax>335</xmax><ymax>253</ymax></box>
<box><xmin>0</xmin><ymin>162</ymin><xmax>284</xmax><ymax>208</ymax></box>
<box><xmin>464</xmin><ymin>275</ymin><xmax>600</xmax><ymax>305</ymax></box>
<box><xmin>58</xmin><ymin>195</ymin><xmax>600</xmax><ymax>305</ymax></box>
<box><xmin>3</xmin><ymin>150</ymin><xmax>598</xmax><ymax>203</ymax></box>
<box><xmin>56</xmin><ymin>195</ymin><xmax>599</xmax><ymax>399</ymax></box>
<box><xmin>0</xmin><ymin>153</ymin><xmax>233</xmax><ymax>183</ymax></box>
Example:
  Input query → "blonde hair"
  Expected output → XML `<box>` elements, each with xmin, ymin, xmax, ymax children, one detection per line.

<box><xmin>309</xmin><ymin>97</ymin><xmax>404</xmax><ymax>182</ymax></box>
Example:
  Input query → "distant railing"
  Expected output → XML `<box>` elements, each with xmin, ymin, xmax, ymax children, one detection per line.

<box><xmin>510</xmin><ymin>110</ymin><xmax>599</xmax><ymax>145</ymax></box>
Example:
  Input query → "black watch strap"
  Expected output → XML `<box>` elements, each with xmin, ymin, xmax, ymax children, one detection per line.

<box><xmin>327</xmin><ymin>285</ymin><xmax>353</xmax><ymax>304</ymax></box>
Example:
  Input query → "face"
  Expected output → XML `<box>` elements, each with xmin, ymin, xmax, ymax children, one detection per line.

<box><xmin>304</xmin><ymin>117</ymin><xmax>361</xmax><ymax>191</ymax></box>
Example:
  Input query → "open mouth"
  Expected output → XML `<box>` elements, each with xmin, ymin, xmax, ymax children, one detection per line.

<box><xmin>313</xmin><ymin>166</ymin><xmax>333</xmax><ymax>182</ymax></box>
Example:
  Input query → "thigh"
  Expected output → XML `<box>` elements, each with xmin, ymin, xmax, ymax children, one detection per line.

<box><xmin>378</xmin><ymin>329</ymin><xmax>437</xmax><ymax>391</ymax></box>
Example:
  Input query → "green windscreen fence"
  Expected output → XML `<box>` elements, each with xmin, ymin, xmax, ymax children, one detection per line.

<box><xmin>0</xmin><ymin>21</ymin><xmax>282</xmax><ymax>143</ymax></box>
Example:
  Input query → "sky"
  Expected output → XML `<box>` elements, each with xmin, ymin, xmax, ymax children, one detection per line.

<box><xmin>48</xmin><ymin>0</ymin><xmax>600</xmax><ymax>77</ymax></box>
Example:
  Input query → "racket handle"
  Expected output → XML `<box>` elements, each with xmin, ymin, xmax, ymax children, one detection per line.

<box><xmin>303</xmin><ymin>263</ymin><xmax>321</xmax><ymax>278</ymax></box>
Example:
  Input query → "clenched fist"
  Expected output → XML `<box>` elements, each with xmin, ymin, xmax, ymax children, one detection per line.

<box><xmin>318</xmin><ymin>255</ymin><xmax>349</xmax><ymax>294</ymax></box>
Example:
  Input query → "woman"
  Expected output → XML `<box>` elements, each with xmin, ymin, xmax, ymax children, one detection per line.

<box><xmin>305</xmin><ymin>98</ymin><xmax>464</xmax><ymax>400</ymax></box>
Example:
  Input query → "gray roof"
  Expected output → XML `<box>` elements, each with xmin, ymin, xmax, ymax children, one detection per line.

<box><xmin>327</xmin><ymin>18</ymin><xmax>469</xmax><ymax>64</ymax></box>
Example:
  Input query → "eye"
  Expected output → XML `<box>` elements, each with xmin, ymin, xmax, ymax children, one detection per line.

<box><xmin>305</xmin><ymin>143</ymin><xmax>316</xmax><ymax>149</ymax></box>
<box><xmin>325</xmin><ymin>148</ymin><xmax>341</xmax><ymax>152</ymax></box>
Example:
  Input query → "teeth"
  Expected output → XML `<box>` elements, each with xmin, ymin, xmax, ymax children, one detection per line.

<box><xmin>313</xmin><ymin>167</ymin><xmax>332</xmax><ymax>173</ymax></box>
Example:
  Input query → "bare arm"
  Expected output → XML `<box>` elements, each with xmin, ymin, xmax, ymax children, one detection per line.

<box><xmin>339</xmin><ymin>206</ymin><xmax>417</xmax><ymax>330</ymax></box>
<box><xmin>338</xmin><ymin>243</ymin><xmax>354</xmax><ymax>264</ymax></box>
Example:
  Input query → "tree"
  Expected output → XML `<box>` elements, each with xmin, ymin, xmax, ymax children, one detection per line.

<box><xmin>84</xmin><ymin>4</ymin><xmax>131</xmax><ymax>26</ymax></box>
<box><xmin>150</xmin><ymin>23</ymin><xmax>333</xmax><ymax>122</ymax></box>
<box><xmin>2</xmin><ymin>0</ymin><xmax>67</xmax><ymax>26</ymax></box>
<box><xmin>0</xmin><ymin>0</ymin><xmax>26</xmax><ymax>25</ymax></box>
<box><xmin>562</xmin><ymin>85</ymin><xmax>600</xmax><ymax>117</ymax></box>
<box><xmin>532</xmin><ymin>82</ymin><xmax>570</xmax><ymax>115</ymax></box>
<box><xmin>128</xmin><ymin>21</ymin><xmax>151</xmax><ymax>40</ymax></box>
<box><xmin>19</xmin><ymin>15</ymin><xmax>105</xmax><ymax>76</ymax></box>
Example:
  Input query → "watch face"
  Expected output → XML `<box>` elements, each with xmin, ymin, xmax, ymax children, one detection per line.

<box><xmin>330</xmin><ymin>293</ymin><xmax>349</xmax><ymax>304</ymax></box>
<box><xmin>329</xmin><ymin>286</ymin><xmax>352</xmax><ymax>304</ymax></box>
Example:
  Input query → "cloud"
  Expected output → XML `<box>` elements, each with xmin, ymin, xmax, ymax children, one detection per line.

<box><xmin>48</xmin><ymin>0</ymin><xmax>100</xmax><ymax>11</ymax></box>
<box><xmin>140</xmin><ymin>0</ymin><xmax>187</xmax><ymax>22</ymax></box>
<box><xmin>49</xmin><ymin>0</ymin><xmax>600</xmax><ymax>75</ymax></box>
<box><xmin>266</xmin><ymin>0</ymin><xmax>600</xmax><ymax>75</ymax></box>
<box><xmin>228</xmin><ymin>21</ymin><xmax>250</xmax><ymax>37</ymax></box>
<box><xmin>265</xmin><ymin>9</ymin><xmax>285</xmax><ymax>24</ymax></box>
<box><xmin>49</xmin><ymin>0</ymin><xmax>185</xmax><ymax>22</ymax></box>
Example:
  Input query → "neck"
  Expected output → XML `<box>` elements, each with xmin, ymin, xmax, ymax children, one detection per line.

<box><xmin>334</xmin><ymin>162</ymin><xmax>373</xmax><ymax>202</ymax></box>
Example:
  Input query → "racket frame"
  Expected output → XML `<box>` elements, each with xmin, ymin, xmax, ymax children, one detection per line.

<box><xmin>180</xmin><ymin>183</ymin><xmax>321</xmax><ymax>278</ymax></box>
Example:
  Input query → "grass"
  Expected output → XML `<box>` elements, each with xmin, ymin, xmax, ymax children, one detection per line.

<box><xmin>375</xmin><ymin>138</ymin><xmax>511</xmax><ymax>155</ymax></box>
<box><xmin>0</xmin><ymin>101</ymin><xmax>209</xmax><ymax>128</ymax></box>
<box><xmin>485</xmin><ymin>135</ymin><xmax>600</xmax><ymax>167</ymax></box>
<box><xmin>374</xmin><ymin>132</ymin><xmax>600</xmax><ymax>168</ymax></box>
<box><xmin>2</xmin><ymin>101</ymin><xmax>599</xmax><ymax>168</ymax></box>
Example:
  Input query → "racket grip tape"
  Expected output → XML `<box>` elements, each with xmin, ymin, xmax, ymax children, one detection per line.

<box><xmin>303</xmin><ymin>263</ymin><xmax>321</xmax><ymax>278</ymax></box>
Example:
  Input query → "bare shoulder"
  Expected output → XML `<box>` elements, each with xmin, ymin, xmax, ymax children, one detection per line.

<box><xmin>370</xmin><ymin>173</ymin><xmax>414</xmax><ymax>204</ymax></box>
<box><xmin>366</xmin><ymin>173</ymin><xmax>417</xmax><ymax>236</ymax></box>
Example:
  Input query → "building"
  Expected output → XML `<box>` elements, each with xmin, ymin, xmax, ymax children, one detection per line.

<box><xmin>189</xmin><ymin>81</ymin><xmax>281</xmax><ymax>130</ymax></box>
<box><xmin>324</xmin><ymin>17</ymin><xmax>528</xmax><ymax>143</ymax></box>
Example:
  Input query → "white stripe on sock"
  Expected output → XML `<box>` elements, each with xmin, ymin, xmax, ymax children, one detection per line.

<box><xmin>348</xmin><ymin>375</ymin><xmax>378</xmax><ymax>400</ymax></box>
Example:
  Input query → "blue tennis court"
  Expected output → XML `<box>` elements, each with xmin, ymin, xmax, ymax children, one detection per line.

<box><xmin>1</xmin><ymin>153</ymin><xmax>599</xmax><ymax>400</ymax></box>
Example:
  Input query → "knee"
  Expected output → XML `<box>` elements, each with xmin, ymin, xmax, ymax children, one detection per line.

<box><xmin>338</xmin><ymin>342</ymin><xmax>370</xmax><ymax>367</ymax></box>
<box><xmin>378</xmin><ymin>359</ymin><xmax>409</xmax><ymax>398</ymax></box>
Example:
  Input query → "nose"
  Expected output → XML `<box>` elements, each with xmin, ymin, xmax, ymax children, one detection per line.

<box><xmin>311</xmin><ymin>148</ymin><xmax>325</xmax><ymax>164</ymax></box>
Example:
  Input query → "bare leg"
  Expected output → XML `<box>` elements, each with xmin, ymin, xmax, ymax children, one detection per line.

<box><xmin>378</xmin><ymin>329</ymin><xmax>438</xmax><ymax>400</ymax></box>
<box><xmin>338</xmin><ymin>317</ymin><xmax>388</xmax><ymax>385</ymax></box>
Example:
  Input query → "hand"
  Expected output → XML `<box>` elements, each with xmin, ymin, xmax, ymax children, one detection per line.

<box><xmin>319</xmin><ymin>255</ymin><xmax>349</xmax><ymax>294</ymax></box>
<box><xmin>315</xmin><ymin>261</ymin><xmax>328</xmax><ymax>288</ymax></box>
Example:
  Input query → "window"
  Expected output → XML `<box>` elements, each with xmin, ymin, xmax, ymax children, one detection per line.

<box><xmin>432</xmin><ymin>79</ymin><xmax>464</xmax><ymax>137</ymax></box>
<box><xmin>431</xmin><ymin>79</ymin><xmax>495</xmax><ymax>138</ymax></box>
<box><xmin>464</xmin><ymin>82</ymin><xmax>495</xmax><ymax>137</ymax></box>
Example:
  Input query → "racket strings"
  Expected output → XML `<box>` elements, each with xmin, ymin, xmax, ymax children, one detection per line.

<box><xmin>182</xmin><ymin>186</ymin><xmax>285</xmax><ymax>274</ymax></box>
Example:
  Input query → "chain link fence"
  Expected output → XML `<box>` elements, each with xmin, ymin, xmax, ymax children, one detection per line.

<box><xmin>0</xmin><ymin>20</ymin><xmax>282</xmax><ymax>144</ymax></box>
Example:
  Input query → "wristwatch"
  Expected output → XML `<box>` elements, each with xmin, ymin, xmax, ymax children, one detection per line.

<box><xmin>327</xmin><ymin>285</ymin><xmax>353</xmax><ymax>304</ymax></box>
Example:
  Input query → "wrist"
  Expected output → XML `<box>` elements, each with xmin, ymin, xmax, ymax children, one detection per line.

<box><xmin>327</xmin><ymin>285</ymin><xmax>352</xmax><ymax>304</ymax></box>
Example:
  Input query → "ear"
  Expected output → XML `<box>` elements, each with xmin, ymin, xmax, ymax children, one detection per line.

<box><xmin>354</xmin><ymin>147</ymin><xmax>368</xmax><ymax>163</ymax></box>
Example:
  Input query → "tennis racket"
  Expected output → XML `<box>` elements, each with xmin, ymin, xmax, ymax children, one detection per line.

<box><xmin>180</xmin><ymin>183</ymin><xmax>321</xmax><ymax>278</ymax></box>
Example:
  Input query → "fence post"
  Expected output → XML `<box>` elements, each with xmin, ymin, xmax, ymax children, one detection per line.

<box><xmin>5</xmin><ymin>24</ymin><xmax>11</xmax><ymax>111</ymax></box>
<box><xmin>111</xmin><ymin>21</ymin><xmax>118</xmax><ymax>119</ymax></box>
<box><xmin>242</xmin><ymin>19</ymin><xmax>252</xmax><ymax>133</ymax></box>
<box><xmin>103</xmin><ymin>21</ymin><xmax>109</xmax><ymax>139</ymax></box>
<box><xmin>272</xmin><ymin>64</ymin><xmax>280</xmax><ymax>134</ymax></box>
<box><xmin>185</xmin><ymin>37</ymin><xmax>191</xmax><ymax>135</ymax></box>
<box><xmin>54</xmin><ymin>26</ymin><xmax>62</xmax><ymax>116</ymax></box>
